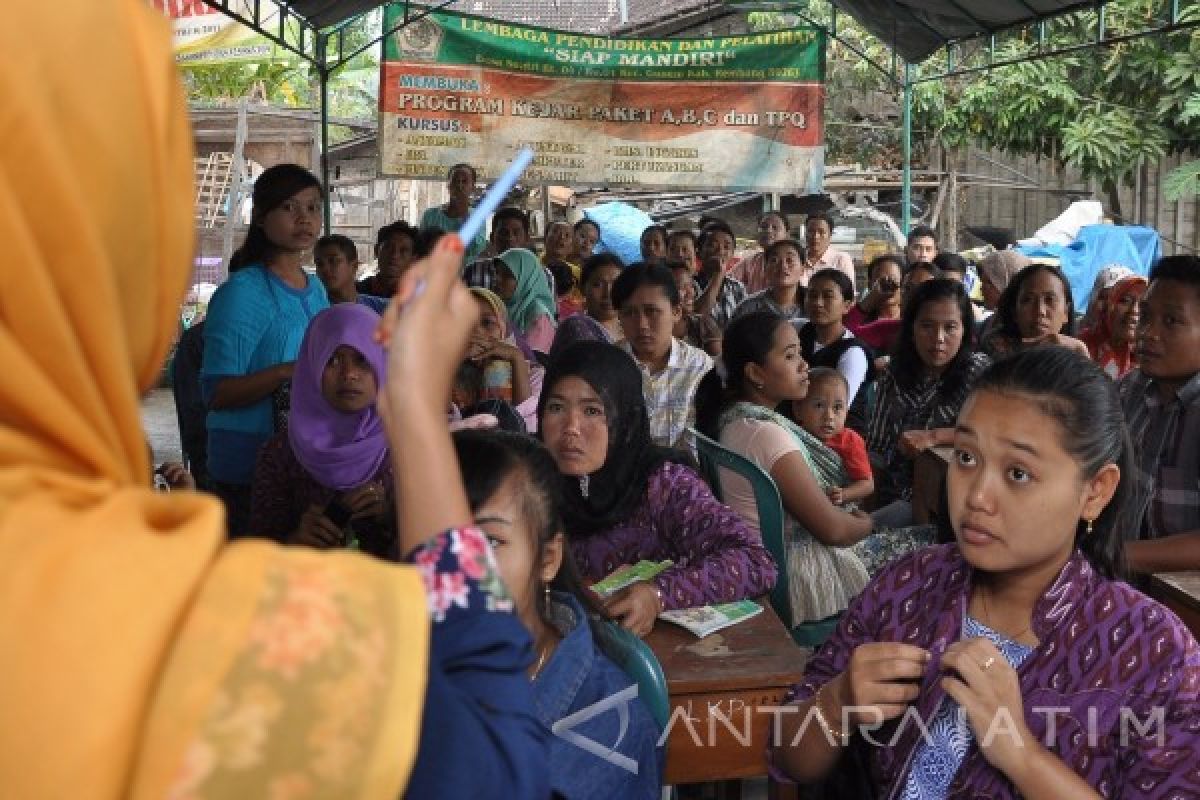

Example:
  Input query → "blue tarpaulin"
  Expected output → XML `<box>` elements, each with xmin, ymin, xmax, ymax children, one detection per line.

<box><xmin>1016</xmin><ymin>225</ymin><xmax>1161</xmax><ymax>312</ymax></box>
<box><xmin>583</xmin><ymin>202</ymin><xmax>654</xmax><ymax>267</ymax></box>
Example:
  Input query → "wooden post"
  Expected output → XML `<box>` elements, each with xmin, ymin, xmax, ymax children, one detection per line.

<box><xmin>947</xmin><ymin>167</ymin><xmax>959</xmax><ymax>251</ymax></box>
<box><xmin>930</xmin><ymin>176</ymin><xmax>948</xmax><ymax>232</ymax></box>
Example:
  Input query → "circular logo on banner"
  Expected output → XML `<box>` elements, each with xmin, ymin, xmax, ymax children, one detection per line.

<box><xmin>395</xmin><ymin>17</ymin><xmax>443</xmax><ymax>61</ymax></box>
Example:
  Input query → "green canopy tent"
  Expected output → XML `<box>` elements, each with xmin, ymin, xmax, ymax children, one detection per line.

<box><xmin>195</xmin><ymin>0</ymin><xmax>1199</xmax><ymax>232</ymax></box>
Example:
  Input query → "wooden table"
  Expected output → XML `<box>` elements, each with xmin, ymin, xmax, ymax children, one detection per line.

<box><xmin>646</xmin><ymin>603</ymin><xmax>806</xmax><ymax>790</ymax></box>
<box><xmin>911</xmin><ymin>445</ymin><xmax>953</xmax><ymax>525</ymax></box>
<box><xmin>1149</xmin><ymin>572</ymin><xmax>1200</xmax><ymax>639</ymax></box>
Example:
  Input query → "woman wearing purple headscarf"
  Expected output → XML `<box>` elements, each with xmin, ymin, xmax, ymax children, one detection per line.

<box><xmin>249</xmin><ymin>304</ymin><xmax>395</xmax><ymax>557</ymax></box>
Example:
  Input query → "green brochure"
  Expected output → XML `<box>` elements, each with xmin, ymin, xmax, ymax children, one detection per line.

<box><xmin>592</xmin><ymin>559</ymin><xmax>673</xmax><ymax>597</ymax></box>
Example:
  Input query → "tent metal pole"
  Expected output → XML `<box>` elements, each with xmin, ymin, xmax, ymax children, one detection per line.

<box><xmin>914</xmin><ymin>17</ymin><xmax>1200</xmax><ymax>84</ymax></box>
<box><xmin>333</xmin><ymin>0</ymin><xmax>462</xmax><ymax>72</ymax></box>
<box><xmin>317</xmin><ymin>34</ymin><xmax>332</xmax><ymax>231</ymax></box>
<box><xmin>778</xmin><ymin>7</ymin><xmax>898</xmax><ymax>87</ymax></box>
<box><xmin>902</xmin><ymin>63</ymin><xmax>913</xmax><ymax>235</ymax></box>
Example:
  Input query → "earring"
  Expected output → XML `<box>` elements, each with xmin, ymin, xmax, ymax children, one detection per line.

<box><xmin>1085</xmin><ymin>518</ymin><xmax>1094</xmax><ymax>535</ymax></box>
<box><xmin>543</xmin><ymin>583</ymin><xmax>551</xmax><ymax>608</ymax></box>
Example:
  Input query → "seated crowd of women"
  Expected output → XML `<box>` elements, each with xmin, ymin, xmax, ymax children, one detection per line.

<box><xmin>197</xmin><ymin>152</ymin><xmax>1176</xmax><ymax>610</ymax></box>
<box><xmin>194</xmin><ymin>152</ymin><xmax>1194</xmax><ymax>794</ymax></box>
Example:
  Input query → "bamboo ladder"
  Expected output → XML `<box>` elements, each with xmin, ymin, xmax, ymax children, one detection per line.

<box><xmin>194</xmin><ymin>152</ymin><xmax>234</xmax><ymax>228</ymax></box>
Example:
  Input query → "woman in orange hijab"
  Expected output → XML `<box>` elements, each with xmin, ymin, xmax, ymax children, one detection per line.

<box><xmin>0</xmin><ymin>2</ymin><xmax>546</xmax><ymax>797</ymax></box>
<box><xmin>1081</xmin><ymin>275</ymin><xmax>1148</xmax><ymax>380</ymax></box>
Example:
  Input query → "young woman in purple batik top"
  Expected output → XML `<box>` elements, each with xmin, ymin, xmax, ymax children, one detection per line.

<box><xmin>772</xmin><ymin>347</ymin><xmax>1200</xmax><ymax>799</ymax></box>
<box><xmin>537</xmin><ymin>340</ymin><xmax>777</xmax><ymax>638</ymax></box>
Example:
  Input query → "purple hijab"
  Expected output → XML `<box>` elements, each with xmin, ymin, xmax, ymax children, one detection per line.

<box><xmin>287</xmin><ymin>304</ymin><xmax>388</xmax><ymax>490</ymax></box>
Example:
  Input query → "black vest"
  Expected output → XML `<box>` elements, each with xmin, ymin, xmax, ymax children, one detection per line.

<box><xmin>797</xmin><ymin>323</ymin><xmax>876</xmax><ymax>435</ymax></box>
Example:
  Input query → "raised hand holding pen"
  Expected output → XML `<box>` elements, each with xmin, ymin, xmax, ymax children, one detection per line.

<box><xmin>375</xmin><ymin>233</ymin><xmax>480</xmax><ymax>553</ymax></box>
<box><xmin>374</xmin><ymin>148</ymin><xmax>535</xmax><ymax>552</ymax></box>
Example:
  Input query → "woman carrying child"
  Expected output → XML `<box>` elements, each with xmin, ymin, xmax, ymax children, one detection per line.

<box><xmin>729</xmin><ymin>211</ymin><xmax>789</xmax><ymax>293</ymax></box>
<box><xmin>797</xmin><ymin>268</ymin><xmax>874</xmax><ymax>433</ymax></box>
<box><xmin>640</xmin><ymin>224</ymin><xmax>669</xmax><ymax>263</ymax></box>
<box><xmin>668</xmin><ymin>260</ymin><xmax>722</xmax><ymax>357</ymax></box>
<box><xmin>548</xmin><ymin>254</ymin><xmax>625</xmax><ymax>363</ymax></box>
<box><xmin>697</xmin><ymin>312</ymin><xmax>874</xmax><ymax>627</ymax></box>
<box><xmin>772</xmin><ymin>347</ymin><xmax>1200</xmax><ymax>798</ymax></box>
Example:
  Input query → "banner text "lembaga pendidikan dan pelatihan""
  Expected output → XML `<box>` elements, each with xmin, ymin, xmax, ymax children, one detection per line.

<box><xmin>379</xmin><ymin>9</ymin><xmax>827</xmax><ymax>191</ymax></box>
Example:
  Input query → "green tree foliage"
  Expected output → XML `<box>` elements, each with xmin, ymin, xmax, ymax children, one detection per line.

<box><xmin>752</xmin><ymin>0</ymin><xmax>1200</xmax><ymax>207</ymax></box>
<box><xmin>749</xmin><ymin>8</ymin><xmax>905</xmax><ymax>168</ymax></box>
<box><xmin>179</xmin><ymin>12</ymin><xmax>381</xmax><ymax>141</ymax></box>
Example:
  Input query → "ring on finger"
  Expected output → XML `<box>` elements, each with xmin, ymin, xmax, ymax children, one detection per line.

<box><xmin>981</xmin><ymin>656</ymin><xmax>996</xmax><ymax>671</ymax></box>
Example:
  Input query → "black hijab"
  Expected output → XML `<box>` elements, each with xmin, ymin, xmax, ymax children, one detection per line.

<box><xmin>538</xmin><ymin>341</ymin><xmax>685</xmax><ymax>536</ymax></box>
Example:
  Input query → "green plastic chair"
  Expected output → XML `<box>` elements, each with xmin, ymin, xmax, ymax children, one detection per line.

<box><xmin>594</xmin><ymin>619</ymin><xmax>671</xmax><ymax>730</ymax></box>
<box><xmin>689</xmin><ymin>428</ymin><xmax>840</xmax><ymax>649</ymax></box>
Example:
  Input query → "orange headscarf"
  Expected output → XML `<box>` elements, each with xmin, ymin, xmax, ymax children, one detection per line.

<box><xmin>1082</xmin><ymin>275</ymin><xmax>1147</xmax><ymax>380</ymax></box>
<box><xmin>0</xmin><ymin>2</ymin><xmax>427</xmax><ymax>797</ymax></box>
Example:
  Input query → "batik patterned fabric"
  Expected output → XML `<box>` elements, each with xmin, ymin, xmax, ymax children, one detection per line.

<box><xmin>160</xmin><ymin>526</ymin><xmax>529</xmax><ymax>799</ymax></box>
<box><xmin>409</xmin><ymin>526</ymin><xmax>515</xmax><ymax>622</ymax></box>
<box><xmin>250</xmin><ymin>431</ymin><xmax>396</xmax><ymax>558</ymax></box>
<box><xmin>568</xmin><ymin>462</ymin><xmax>777</xmax><ymax>611</ymax></box>
<box><xmin>900</xmin><ymin>616</ymin><xmax>1034</xmax><ymax>799</ymax></box>
<box><xmin>851</xmin><ymin>525</ymin><xmax>939</xmax><ymax>577</ymax></box>
<box><xmin>785</xmin><ymin>544</ymin><xmax>1200</xmax><ymax>799</ymax></box>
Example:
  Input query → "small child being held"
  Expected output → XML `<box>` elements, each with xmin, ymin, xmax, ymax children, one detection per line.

<box><xmin>451</xmin><ymin>360</ymin><xmax>485</xmax><ymax>413</ymax></box>
<box><xmin>794</xmin><ymin>368</ymin><xmax>874</xmax><ymax>505</ymax></box>
<box><xmin>450</xmin><ymin>359</ymin><xmax>526</xmax><ymax>433</ymax></box>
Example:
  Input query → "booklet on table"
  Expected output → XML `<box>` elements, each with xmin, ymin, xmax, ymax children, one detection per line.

<box><xmin>658</xmin><ymin>600</ymin><xmax>764</xmax><ymax>638</ymax></box>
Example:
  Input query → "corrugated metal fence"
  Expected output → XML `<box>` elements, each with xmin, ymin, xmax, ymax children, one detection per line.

<box><xmin>957</xmin><ymin>147</ymin><xmax>1198</xmax><ymax>254</ymax></box>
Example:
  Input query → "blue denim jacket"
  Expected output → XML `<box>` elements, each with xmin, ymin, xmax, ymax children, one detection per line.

<box><xmin>534</xmin><ymin>593</ymin><xmax>663</xmax><ymax>800</ymax></box>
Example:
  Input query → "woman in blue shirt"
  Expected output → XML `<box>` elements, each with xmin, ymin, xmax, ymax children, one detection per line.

<box><xmin>419</xmin><ymin>162</ymin><xmax>489</xmax><ymax>262</ymax></box>
<box><xmin>454</xmin><ymin>429</ymin><xmax>664</xmax><ymax>800</ymax></box>
<box><xmin>202</xmin><ymin>163</ymin><xmax>329</xmax><ymax>536</ymax></box>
